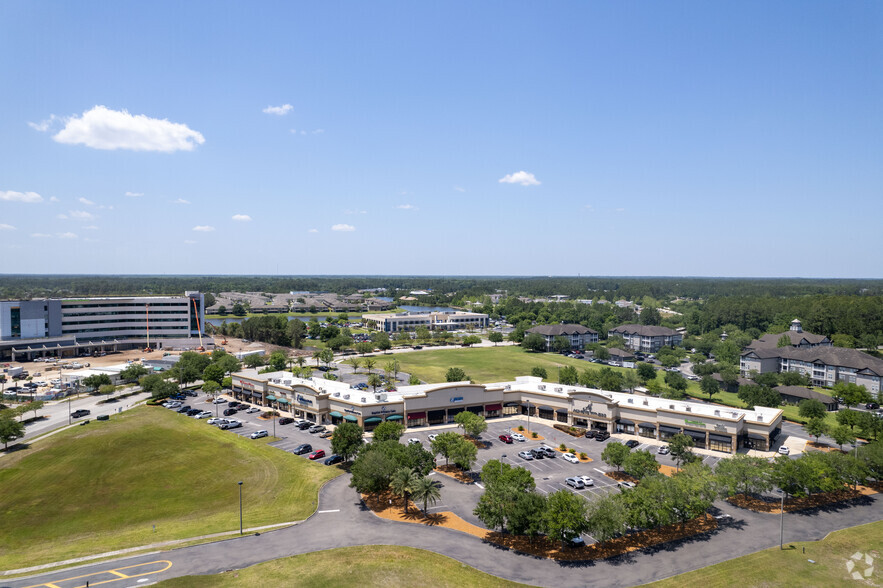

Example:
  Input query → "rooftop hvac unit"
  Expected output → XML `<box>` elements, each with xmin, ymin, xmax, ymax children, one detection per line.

<box><xmin>731</xmin><ymin>412</ymin><xmax>739</xmax><ymax>418</ymax></box>
<box><xmin>685</xmin><ymin>406</ymin><xmax>691</xmax><ymax>412</ymax></box>
<box><xmin>272</xmin><ymin>379</ymin><xmax>280</xmax><ymax>384</ymax></box>
<box><xmin>538</xmin><ymin>384</ymin><xmax>546</xmax><ymax>391</ymax></box>
<box><xmin>504</xmin><ymin>385</ymin><xmax>511</xmax><ymax>391</ymax></box>
<box><xmin>567</xmin><ymin>389</ymin><xmax>575</xmax><ymax>393</ymax></box>
<box><xmin>283</xmin><ymin>380</ymin><xmax>291</xmax><ymax>385</ymax></box>
<box><xmin>757</xmin><ymin>415</ymin><xmax>763</xmax><ymax>422</ymax></box>
<box><xmin>319</xmin><ymin>388</ymin><xmax>325</xmax><ymax>393</ymax></box>
<box><xmin>669</xmin><ymin>404</ymin><xmax>675</xmax><ymax>410</ymax></box>
<box><xmin>554</xmin><ymin>387</ymin><xmax>562</xmax><ymax>392</ymax></box>
<box><xmin>333</xmin><ymin>392</ymin><xmax>340</xmax><ymax>397</ymax></box>
<box><xmin>344</xmin><ymin>394</ymin><xmax>350</xmax><ymax>400</ymax></box>
<box><xmin>643</xmin><ymin>400</ymin><xmax>649</xmax><ymax>405</ymax></box>
<box><xmin>714</xmin><ymin>410</ymin><xmax>720</xmax><ymax>416</ymax></box>
<box><xmin>361</xmin><ymin>397</ymin><xmax>367</xmax><ymax>403</ymax></box>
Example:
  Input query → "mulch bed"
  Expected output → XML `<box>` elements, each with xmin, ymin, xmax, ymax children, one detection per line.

<box><xmin>361</xmin><ymin>491</ymin><xmax>718</xmax><ymax>561</ymax></box>
<box><xmin>510</xmin><ymin>428</ymin><xmax>545</xmax><ymax>441</ymax></box>
<box><xmin>554</xmin><ymin>447</ymin><xmax>593</xmax><ymax>462</ymax></box>
<box><xmin>465</xmin><ymin>436</ymin><xmax>491</xmax><ymax>449</ymax></box>
<box><xmin>727</xmin><ymin>483</ymin><xmax>881</xmax><ymax>514</ymax></box>
<box><xmin>604</xmin><ymin>471</ymin><xmax>639</xmax><ymax>484</ymax></box>
<box><xmin>434</xmin><ymin>465</ymin><xmax>474</xmax><ymax>484</ymax></box>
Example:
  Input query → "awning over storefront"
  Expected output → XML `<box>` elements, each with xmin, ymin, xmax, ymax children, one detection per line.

<box><xmin>485</xmin><ymin>404</ymin><xmax>502</xmax><ymax>411</ymax></box>
<box><xmin>556</xmin><ymin>408</ymin><xmax>568</xmax><ymax>414</ymax></box>
<box><xmin>364</xmin><ymin>417</ymin><xmax>382</xmax><ymax>424</ymax></box>
<box><xmin>747</xmin><ymin>433</ymin><xmax>767</xmax><ymax>440</ymax></box>
<box><xmin>386</xmin><ymin>415</ymin><xmax>403</xmax><ymax>421</ymax></box>
<box><xmin>537</xmin><ymin>405</ymin><xmax>553</xmax><ymax>411</ymax></box>
<box><xmin>277</xmin><ymin>398</ymin><xmax>289</xmax><ymax>404</ymax></box>
<box><xmin>520</xmin><ymin>402</ymin><xmax>532</xmax><ymax>408</ymax></box>
<box><xmin>685</xmin><ymin>429</ymin><xmax>706</xmax><ymax>440</ymax></box>
<box><xmin>659</xmin><ymin>425</ymin><xmax>680</xmax><ymax>434</ymax></box>
<box><xmin>638</xmin><ymin>423</ymin><xmax>656</xmax><ymax>429</ymax></box>
<box><xmin>504</xmin><ymin>402</ymin><xmax>520</xmax><ymax>407</ymax></box>
<box><xmin>709</xmin><ymin>433</ymin><xmax>732</xmax><ymax>443</ymax></box>
<box><xmin>239</xmin><ymin>390</ymin><xmax>252</xmax><ymax>397</ymax></box>
<box><xmin>617</xmin><ymin>419</ymin><xmax>635</xmax><ymax>425</ymax></box>
<box><xmin>407</xmin><ymin>412</ymin><xmax>426</xmax><ymax>420</ymax></box>
<box><xmin>329</xmin><ymin>411</ymin><xmax>343</xmax><ymax>418</ymax></box>
<box><xmin>266</xmin><ymin>395</ymin><xmax>276</xmax><ymax>401</ymax></box>
<box><xmin>466</xmin><ymin>406</ymin><xmax>483</xmax><ymax>414</ymax></box>
<box><xmin>344</xmin><ymin>415</ymin><xmax>358</xmax><ymax>422</ymax></box>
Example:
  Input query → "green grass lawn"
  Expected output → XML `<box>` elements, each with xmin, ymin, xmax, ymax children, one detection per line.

<box><xmin>0</xmin><ymin>406</ymin><xmax>340</xmax><ymax>571</ymax></box>
<box><xmin>643</xmin><ymin>520</ymin><xmax>883</xmax><ymax>587</ymax></box>
<box><xmin>156</xmin><ymin>545</ymin><xmax>533</xmax><ymax>588</ymax></box>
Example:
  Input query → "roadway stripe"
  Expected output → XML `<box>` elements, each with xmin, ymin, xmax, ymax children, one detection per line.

<box><xmin>317</xmin><ymin>509</ymin><xmax>340</xmax><ymax>513</ymax></box>
<box><xmin>475</xmin><ymin>482</ymin><xmax>484</xmax><ymax>489</ymax></box>
<box><xmin>593</xmin><ymin>468</ymin><xmax>605</xmax><ymax>474</ymax></box>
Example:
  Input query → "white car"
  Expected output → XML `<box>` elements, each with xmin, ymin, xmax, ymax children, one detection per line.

<box><xmin>562</xmin><ymin>453</ymin><xmax>579</xmax><ymax>464</ymax></box>
<box><xmin>565</xmin><ymin>477</ymin><xmax>585</xmax><ymax>489</ymax></box>
<box><xmin>657</xmin><ymin>445</ymin><xmax>670</xmax><ymax>455</ymax></box>
<box><xmin>246</xmin><ymin>407</ymin><xmax>261</xmax><ymax>414</ymax></box>
<box><xmin>221</xmin><ymin>420</ymin><xmax>242</xmax><ymax>430</ymax></box>
<box><xmin>428</xmin><ymin>434</ymin><xmax>438</xmax><ymax>442</ymax></box>
<box><xmin>618</xmin><ymin>481</ymin><xmax>636</xmax><ymax>490</ymax></box>
<box><xmin>511</xmin><ymin>433</ymin><xmax>526</xmax><ymax>442</ymax></box>
<box><xmin>250</xmin><ymin>430</ymin><xmax>269</xmax><ymax>439</ymax></box>
<box><xmin>212</xmin><ymin>397</ymin><xmax>227</xmax><ymax>404</ymax></box>
<box><xmin>207</xmin><ymin>417</ymin><xmax>227</xmax><ymax>426</ymax></box>
<box><xmin>578</xmin><ymin>475</ymin><xmax>594</xmax><ymax>487</ymax></box>
<box><xmin>778</xmin><ymin>446</ymin><xmax>790</xmax><ymax>455</ymax></box>
<box><xmin>518</xmin><ymin>450</ymin><xmax>534</xmax><ymax>460</ymax></box>
<box><xmin>408</xmin><ymin>438</ymin><xmax>421</xmax><ymax>446</ymax></box>
<box><xmin>193</xmin><ymin>411</ymin><xmax>212</xmax><ymax>419</ymax></box>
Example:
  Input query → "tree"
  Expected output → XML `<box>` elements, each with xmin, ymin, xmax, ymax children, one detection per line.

<box><xmin>367</xmin><ymin>373</ymin><xmax>382</xmax><ymax>392</ymax></box>
<box><xmin>804</xmin><ymin>417</ymin><xmax>830</xmax><ymax>444</ymax></box>
<box><xmin>348</xmin><ymin>357</ymin><xmax>362</xmax><ymax>374</ymax></box>
<box><xmin>544</xmin><ymin>489</ymin><xmax>589</xmax><ymax>544</ymax></box>
<box><xmin>384</xmin><ymin>359</ymin><xmax>400</xmax><ymax>383</ymax></box>
<box><xmin>594</xmin><ymin>346</ymin><xmax>611</xmax><ymax>361</ymax></box>
<box><xmin>23</xmin><ymin>400</ymin><xmax>44</xmax><ymax>419</ymax></box>
<box><xmin>312</xmin><ymin>350</ymin><xmax>322</xmax><ymax>368</ymax></box>
<box><xmin>738</xmin><ymin>384</ymin><xmax>782</xmax><ymax>409</ymax></box>
<box><xmin>430</xmin><ymin>431</ymin><xmax>462</xmax><ymax>466</ymax></box>
<box><xmin>454</xmin><ymin>411</ymin><xmax>487</xmax><ymax>438</ymax></box>
<box><xmin>319</xmin><ymin>348</ymin><xmax>335</xmax><ymax>369</ymax></box>
<box><xmin>373</xmin><ymin>332</ymin><xmax>392</xmax><ymax>353</ymax></box>
<box><xmin>559</xmin><ymin>365</ymin><xmax>578</xmax><ymax>386</ymax></box>
<box><xmin>700</xmin><ymin>375</ymin><xmax>720</xmax><ymax>401</ymax></box>
<box><xmin>552</xmin><ymin>336</ymin><xmax>571</xmax><ymax>353</ymax></box>
<box><xmin>408</xmin><ymin>374</ymin><xmax>421</xmax><ymax>385</ymax></box>
<box><xmin>668</xmin><ymin>433</ymin><xmax>695</xmax><ymax>470</ymax></box>
<box><xmin>450</xmin><ymin>437</ymin><xmax>478</xmax><ymax>471</ymax></box>
<box><xmin>201</xmin><ymin>363</ymin><xmax>226</xmax><ymax>385</ymax></box>
<box><xmin>622</xmin><ymin>370</ymin><xmax>641</xmax><ymax>393</ymax></box>
<box><xmin>445</xmin><ymin>367</ymin><xmax>469</xmax><ymax>382</ymax></box>
<box><xmin>664</xmin><ymin>371</ymin><xmax>688</xmax><ymax>392</ymax></box>
<box><xmin>521</xmin><ymin>333</ymin><xmax>546</xmax><ymax>352</ymax></box>
<box><xmin>356</xmin><ymin>342</ymin><xmax>374</xmax><ymax>355</ymax></box>
<box><xmin>531</xmin><ymin>366</ymin><xmax>548</xmax><ymax>379</ymax></box>
<box><xmin>833</xmin><ymin>381</ymin><xmax>872</xmax><ymax>408</ymax></box>
<box><xmin>363</xmin><ymin>357</ymin><xmax>376</xmax><ymax>373</ymax></box>
<box><xmin>287</xmin><ymin>319</ymin><xmax>307</xmax><ymax>349</ymax></box>
<box><xmin>636</xmin><ymin>362</ymin><xmax>656</xmax><ymax>383</ymax></box>
<box><xmin>415</xmin><ymin>326</ymin><xmax>431</xmax><ymax>343</ymax></box>
<box><xmin>836</xmin><ymin>409</ymin><xmax>862</xmax><ymax>430</ymax></box>
<box><xmin>372</xmin><ymin>421</ymin><xmax>405</xmax><ymax>443</ymax></box>
<box><xmin>98</xmin><ymin>384</ymin><xmax>115</xmax><ymax>397</ymax></box>
<box><xmin>243</xmin><ymin>353</ymin><xmax>265</xmax><ymax>369</ymax></box>
<box><xmin>507</xmin><ymin>492</ymin><xmax>547</xmax><ymax>539</ymax></box>
<box><xmin>798</xmin><ymin>398</ymin><xmax>827</xmax><ymax>420</ymax></box>
<box><xmin>217</xmin><ymin>305</ymin><xmax>227</xmax><ymax>316</ymax></box>
<box><xmin>349</xmin><ymin>447</ymin><xmax>400</xmax><ymax>493</ymax></box>
<box><xmin>623</xmin><ymin>450</ymin><xmax>660</xmax><ymax>480</ymax></box>
<box><xmin>714</xmin><ymin>454</ymin><xmax>773</xmax><ymax>498</ymax></box>
<box><xmin>169</xmin><ymin>351</ymin><xmax>212</xmax><ymax>385</ymax></box>
<box><xmin>202</xmin><ymin>380</ymin><xmax>221</xmax><ymax>401</ymax></box>
<box><xmin>327</xmin><ymin>334</ymin><xmax>352</xmax><ymax>352</ymax></box>
<box><xmin>462</xmin><ymin>335</ymin><xmax>482</xmax><ymax>347</ymax></box>
<box><xmin>830</xmin><ymin>425</ymin><xmax>856</xmax><ymax>450</ymax></box>
<box><xmin>601</xmin><ymin>442</ymin><xmax>630</xmax><ymax>472</ymax></box>
<box><xmin>858</xmin><ymin>442</ymin><xmax>883</xmax><ymax>481</ymax></box>
<box><xmin>488</xmin><ymin>332</ymin><xmax>503</xmax><ymax>346</ymax></box>
<box><xmin>331</xmin><ymin>422</ymin><xmax>364</xmax><ymax>462</ymax></box>
<box><xmin>411</xmin><ymin>476</ymin><xmax>441</xmax><ymax>518</ymax></box>
<box><xmin>639</xmin><ymin>305</ymin><xmax>661</xmax><ymax>326</ymax></box>
<box><xmin>231</xmin><ymin>302</ymin><xmax>247</xmax><ymax>316</ymax></box>
<box><xmin>0</xmin><ymin>413</ymin><xmax>25</xmax><ymax>450</ymax></box>
<box><xmin>119</xmin><ymin>363</ymin><xmax>149</xmax><ymax>383</ymax></box>
<box><xmin>389</xmin><ymin>467</ymin><xmax>419</xmax><ymax>512</ymax></box>
<box><xmin>82</xmin><ymin>373</ymin><xmax>112</xmax><ymax>391</ymax></box>
<box><xmin>855</xmin><ymin>411</ymin><xmax>883</xmax><ymax>442</ymax></box>
<box><xmin>585</xmin><ymin>494</ymin><xmax>627</xmax><ymax>542</ymax></box>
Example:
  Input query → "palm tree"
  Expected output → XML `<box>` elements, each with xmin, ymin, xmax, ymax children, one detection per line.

<box><xmin>389</xmin><ymin>468</ymin><xmax>419</xmax><ymax>512</ymax></box>
<box><xmin>363</xmin><ymin>358</ymin><xmax>376</xmax><ymax>374</ymax></box>
<box><xmin>312</xmin><ymin>350</ymin><xmax>322</xmax><ymax>368</ymax></box>
<box><xmin>349</xmin><ymin>357</ymin><xmax>361</xmax><ymax>374</ymax></box>
<box><xmin>367</xmin><ymin>373</ymin><xmax>382</xmax><ymax>393</ymax></box>
<box><xmin>385</xmin><ymin>359</ymin><xmax>399</xmax><ymax>382</ymax></box>
<box><xmin>411</xmin><ymin>477</ymin><xmax>441</xmax><ymax>519</ymax></box>
<box><xmin>296</xmin><ymin>356</ymin><xmax>306</xmax><ymax>369</ymax></box>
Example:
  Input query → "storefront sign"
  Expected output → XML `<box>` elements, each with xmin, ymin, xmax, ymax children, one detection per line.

<box><xmin>573</xmin><ymin>407</ymin><xmax>606</xmax><ymax>418</ymax></box>
<box><xmin>685</xmin><ymin>419</ymin><xmax>706</xmax><ymax>427</ymax></box>
<box><xmin>449</xmin><ymin>396</ymin><xmax>463</xmax><ymax>403</ymax></box>
<box><xmin>296</xmin><ymin>394</ymin><xmax>313</xmax><ymax>406</ymax></box>
<box><xmin>344</xmin><ymin>408</ymin><xmax>361</xmax><ymax>415</ymax></box>
<box><xmin>370</xmin><ymin>406</ymin><xmax>398</xmax><ymax>415</ymax></box>
<box><xmin>238</xmin><ymin>380</ymin><xmax>254</xmax><ymax>388</ymax></box>
<box><xmin>714</xmin><ymin>424</ymin><xmax>727</xmax><ymax>432</ymax></box>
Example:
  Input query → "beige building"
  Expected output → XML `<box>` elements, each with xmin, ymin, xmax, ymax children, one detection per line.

<box><xmin>363</xmin><ymin>310</ymin><xmax>488</xmax><ymax>333</ymax></box>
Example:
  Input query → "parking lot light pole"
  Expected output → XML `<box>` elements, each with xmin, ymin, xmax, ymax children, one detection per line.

<box><xmin>500</xmin><ymin>454</ymin><xmax>506</xmax><ymax>476</ymax></box>
<box><xmin>527</xmin><ymin>400</ymin><xmax>531</xmax><ymax>436</ymax></box>
<box><xmin>777</xmin><ymin>489</ymin><xmax>785</xmax><ymax>549</ymax></box>
<box><xmin>238</xmin><ymin>481</ymin><xmax>243</xmax><ymax>535</ymax></box>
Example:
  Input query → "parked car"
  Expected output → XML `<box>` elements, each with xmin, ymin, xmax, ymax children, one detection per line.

<box><xmin>428</xmin><ymin>434</ymin><xmax>438</xmax><ymax>442</ymax></box>
<box><xmin>186</xmin><ymin>408</ymin><xmax>202</xmax><ymax>416</ymax></box>
<box><xmin>308</xmin><ymin>450</ymin><xmax>326</xmax><ymax>460</ymax></box>
<box><xmin>176</xmin><ymin>406</ymin><xmax>192</xmax><ymax>413</ymax></box>
<box><xmin>207</xmin><ymin>417</ymin><xmax>227</xmax><ymax>425</ymax></box>
<box><xmin>565</xmin><ymin>477</ymin><xmax>585</xmax><ymax>489</ymax></box>
<box><xmin>71</xmin><ymin>409</ymin><xmax>90</xmax><ymax>418</ymax></box>
<box><xmin>866</xmin><ymin>402</ymin><xmax>880</xmax><ymax>410</ymax></box>
<box><xmin>221</xmin><ymin>420</ymin><xmax>242</xmax><ymax>430</ymax></box>
<box><xmin>408</xmin><ymin>438</ymin><xmax>421</xmax><ymax>446</ymax></box>
<box><xmin>529</xmin><ymin>448</ymin><xmax>545</xmax><ymax>460</ymax></box>
<box><xmin>194</xmin><ymin>411</ymin><xmax>212</xmax><ymax>419</ymax></box>
<box><xmin>578</xmin><ymin>476</ymin><xmax>594</xmax><ymax>486</ymax></box>
<box><xmin>511</xmin><ymin>433</ymin><xmax>526</xmax><ymax>442</ymax></box>
<box><xmin>183</xmin><ymin>390</ymin><xmax>198</xmax><ymax>397</ymax></box>
<box><xmin>296</xmin><ymin>421</ymin><xmax>312</xmax><ymax>429</ymax></box>
<box><xmin>279</xmin><ymin>417</ymin><xmax>295</xmax><ymax>425</ymax></box>
<box><xmin>293</xmin><ymin>444</ymin><xmax>312</xmax><ymax>455</ymax></box>
<box><xmin>538</xmin><ymin>446</ymin><xmax>557</xmax><ymax>458</ymax></box>
<box><xmin>223</xmin><ymin>408</ymin><xmax>238</xmax><ymax>416</ymax></box>
<box><xmin>246</xmin><ymin>407</ymin><xmax>260</xmax><ymax>414</ymax></box>
<box><xmin>595</xmin><ymin>431</ymin><xmax>610</xmax><ymax>441</ymax></box>
<box><xmin>625</xmin><ymin>440</ymin><xmax>640</xmax><ymax>449</ymax></box>
<box><xmin>250</xmin><ymin>430</ymin><xmax>269</xmax><ymax>439</ymax></box>
<box><xmin>618</xmin><ymin>481</ymin><xmax>636</xmax><ymax>490</ymax></box>
<box><xmin>212</xmin><ymin>397</ymin><xmax>227</xmax><ymax>404</ymax></box>
<box><xmin>228</xmin><ymin>401</ymin><xmax>240</xmax><ymax>408</ymax></box>
<box><xmin>562</xmin><ymin>453</ymin><xmax>579</xmax><ymax>464</ymax></box>
<box><xmin>584</xmin><ymin>430</ymin><xmax>597</xmax><ymax>439</ymax></box>
<box><xmin>308</xmin><ymin>425</ymin><xmax>326</xmax><ymax>434</ymax></box>
<box><xmin>498</xmin><ymin>434</ymin><xmax>513</xmax><ymax>444</ymax></box>
<box><xmin>778</xmin><ymin>446</ymin><xmax>791</xmax><ymax>455</ymax></box>
<box><xmin>324</xmin><ymin>454</ymin><xmax>344</xmax><ymax>466</ymax></box>
<box><xmin>319</xmin><ymin>430</ymin><xmax>333</xmax><ymax>438</ymax></box>
<box><xmin>517</xmin><ymin>450</ymin><xmax>534</xmax><ymax>461</ymax></box>
<box><xmin>657</xmin><ymin>445</ymin><xmax>670</xmax><ymax>455</ymax></box>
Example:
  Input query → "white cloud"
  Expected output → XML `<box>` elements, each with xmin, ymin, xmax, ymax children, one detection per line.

<box><xmin>290</xmin><ymin>128</ymin><xmax>324</xmax><ymax>135</ymax></box>
<box><xmin>498</xmin><ymin>171</ymin><xmax>540</xmax><ymax>186</ymax></box>
<box><xmin>125</xmin><ymin>191</ymin><xmax>143</xmax><ymax>198</ymax></box>
<box><xmin>30</xmin><ymin>233</ymin><xmax>52</xmax><ymax>238</ymax></box>
<box><xmin>69</xmin><ymin>210</ymin><xmax>96</xmax><ymax>221</ymax></box>
<box><xmin>344</xmin><ymin>209</ymin><xmax>367</xmax><ymax>215</ymax></box>
<box><xmin>232</xmin><ymin>214</ymin><xmax>252</xmax><ymax>222</ymax></box>
<box><xmin>172</xmin><ymin>198</ymin><xmax>190</xmax><ymax>205</ymax></box>
<box><xmin>78</xmin><ymin>197</ymin><xmax>95</xmax><ymax>206</ymax></box>
<box><xmin>263</xmin><ymin>104</ymin><xmax>293</xmax><ymax>116</ymax></box>
<box><xmin>0</xmin><ymin>223</ymin><xmax>16</xmax><ymax>231</ymax></box>
<box><xmin>331</xmin><ymin>224</ymin><xmax>355</xmax><ymax>232</ymax></box>
<box><xmin>0</xmin><ymin>190</ymin><xmax>44</xmax><ymax>203</ymax></box>
<box><xmin>58</xmin><ymin>232</ymin><xmax>78</xmax><ymax>239</ymax></box>
<box><xmin>49</xmin><ymin>196</ymin><xmax>60</xmax><ymax>202</ymax></box>
<box><xmin>454</xmin><ymin>186</ymin><xmax>465</xmax><ymax>193</ymax></box>
<box><xmin>192</xmin><ymin>225</ymin><xmax>215</xmax><ymax>232</ymax></box>
<box><xmin>395</xmin><ymin>204</ymin><xmax>417</xmax><ymax>210</ymax></box>
<box><xmin>28</xmin><ymin>114</ymin><xmax>60</xmax><ymax>132</ymax></box>
<box><xmin>56</xmin><ymin>214</ymin><xmax>68</xmax><ymax>220</ymax></box>
<box><xmin>52</xmin><ymin>105</ymin><xmax>205</xmax><ymax>152</ymax></box>
<box><xmin>308</xmin><ymin>228</ymin><xmax>318</xmax><ymax>233</ymax></box>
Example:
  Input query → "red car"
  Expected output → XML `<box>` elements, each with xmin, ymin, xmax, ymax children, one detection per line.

<box><xmin>308</xmin><ymin>450</ymin><xmax>326</xmax><ymax>460</ymax></box>
<box><xmin>498</xmin><ymin>434</ymin><xmax>513</xmax><ymax>444</ymax></box>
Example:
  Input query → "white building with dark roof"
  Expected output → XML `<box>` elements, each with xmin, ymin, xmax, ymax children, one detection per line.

<box><xmin>608</xmin><ymin>324</ymin><xmax>683</xmax><ymax>352</ymax></box>
<box><xmin>745</xmin><ymin>319</ymin><xmax>831</xmax><ymax>351</ymax></box>
<box><xmin>525</xmin><ymin>324</ymin><xmax>598</xmax><ymax>351</ymax></box>
<box><xmin>741</xmin><ymin>346</ymin><xmax>883</xmax><ymax>395</ymax></box>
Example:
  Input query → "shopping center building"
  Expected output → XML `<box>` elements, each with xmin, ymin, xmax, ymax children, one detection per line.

<box><xmin>231</xmin><ymin>372</ymin><xmax>782</xmax><ymax>453</ymax></box>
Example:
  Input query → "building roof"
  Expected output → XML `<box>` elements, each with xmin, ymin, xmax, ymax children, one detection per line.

<box><xmin>743</xmin><ymin>346</ymin><xmax>883</xmax><ymax>376</ymax></box>
<box><xmin>608</xmin><ymin>347</ymin><xmax>635</xmax><ymax>359</ymax></box>
<box><xmin>609</xmin><ymin>324</ymin><xmax>679</xmax><ymax>337</ymax></box>
<box><xmin>747</xmin><ymin>331</ymin><xmax>829</xmax><ymax>350</ymax></box>
<box><xmin>526</xmin><ymin>324</ymin><xmax>597</xmax><ymax>337</ymax></box>
<box><xmin>774</xmin><ymin>386</ymin><xmax>837</xmax><ymax>404</ymax></box>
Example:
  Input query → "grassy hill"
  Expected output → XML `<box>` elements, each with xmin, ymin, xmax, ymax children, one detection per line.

<box><xmin>0</xmin><ymin>406</ymin><xmax>340</xmax><ymax>570</ymax></box>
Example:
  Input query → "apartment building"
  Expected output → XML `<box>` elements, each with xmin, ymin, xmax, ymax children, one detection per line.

<box><xmin>525</xmin><ymin>324</ymin><xmax>598</xmax><ymax>351</ymax></box>
<box><xmin>741</xmin><ymin>346</ymin><xmax>883</xmax><ymax>395</ymax></box>
<box><xmin>608</xmin><ymin>324</ymin><xmax>683</xmax><ymax>352</ymax></box>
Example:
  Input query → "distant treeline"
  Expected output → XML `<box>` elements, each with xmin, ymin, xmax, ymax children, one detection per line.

<box><xmin>1</xmin><ymin>275</ymin><xmax>881</xmax><ymax>301</ymax></box>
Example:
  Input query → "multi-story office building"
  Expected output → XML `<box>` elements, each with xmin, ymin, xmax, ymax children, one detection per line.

<box><xmin>363</xmin><ymin>310</ymin><xmax>488</xmax><ymax>333</ymax></box>
<box><xmin>0</xmin><ymin>292</ymin><xmax>208</xmax><ymax>360</ymax></box>
<box><xmin>608</xmin><ymin>324</ymin><xmax>683</xmax><ymax>352</ymax></box>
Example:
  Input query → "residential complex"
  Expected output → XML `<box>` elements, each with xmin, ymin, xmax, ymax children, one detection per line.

<box><xmin>231</xmin><ymin>372</ymin><xmax>782</xmax><ymax>453</ymax></box>
<box><xmin>745</xmin><ymin>319</ymin><xmax>831</xmax><ymax>350</ymax></box>
<box><xmin>0</xmin><ymin>292</ymin><xmax>208</xmax><ymax>361</ymax></box>
<box><xmin>608</xmin><ymin>324</ymin><xmax>683</xmax><ymax>352</ymax></box>
<box><xmin>525</xmin><ymin>324</ymin><xmax>598</xmax><ymax>351</ymax></box>
<box><xmin>740</xmin><ymin>345</ymin><xmax>883</xmax><ymax>395</ymax></box>
<box><xmin>363</xmin><ymin>310</ymin><xmax>489</xmax><ymax>332</ymax></box>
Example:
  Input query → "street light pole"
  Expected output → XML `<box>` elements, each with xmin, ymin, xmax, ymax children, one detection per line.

<box><xmin>500</xmin><ymin>454</ymin><xmax>506</xmax><ymax>476</ymax></box>
<box><xmin>777</xmin><ymin>489</ymin><xmax>785</xmax><ymax>549</ymax></box>
<box><xmin>527</xmin><ymin>399</ymin><xmax>531</xmax><ymax>436</ymax></box>
<box><xmin>238</xmin><ymin>481</ymin><xmax>243</xmax><ymax>535</ymax></box>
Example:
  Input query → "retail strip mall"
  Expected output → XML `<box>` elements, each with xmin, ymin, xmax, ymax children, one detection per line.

<box><xmin>232</xmin><ymin>372</ymin><xmax>783</xmax><ymax>453</ymax></box>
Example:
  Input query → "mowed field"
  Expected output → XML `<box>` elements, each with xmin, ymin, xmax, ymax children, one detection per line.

<box><xmin>644</xmin><ymin>520</ymin><xmax>883</xmax><ymax>588</ymax></box>
<box><xmin>156</xmin><ymin>545</ymin><xmax>533</xmax><ymax>588</ymax></box>
<box><xmin>0</xmin><ymin>406</ymin><xmax>340</xmax><ymax>571</ymax></box>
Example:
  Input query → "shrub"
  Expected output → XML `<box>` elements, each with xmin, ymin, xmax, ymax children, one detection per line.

<box><xmin>531</xmin><ymin>432</ymin><xmax>538</xmax><ymax>438</ymax></box>
<box><xmin>579</xmin><ymin>452</ymin><xmax>588</xmax><ymax>460</ymax></box>
<box><xmin>559</xmin><ymin>443</ymin><xmax>568</xmax><ymax>451</ymax></box>
<box><xmin>518</xmin><ymin>425</ymin><xmax>525</xmax><ymax>431</ymax></box>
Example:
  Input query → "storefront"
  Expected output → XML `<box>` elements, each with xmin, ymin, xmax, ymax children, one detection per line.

<box><xmin>573</xmin><ymin>417</ymin><xmax>589</xmax><ymax>428</ymax></box>
<box><xmin>407</xmin><ymin>411</ymin><xmax>426</xmax><ymax>427</ymax></box>
<box><xmin>616</xmin><ymin>418</ymin><xmax>636</xmax><ymax>435</ymax></box>
<box><xmin>684</xmin><ymin>428</ymin><xmax>707</xmax><ymax>449</ymax></box>
<box><xmin>637</xmin><ymin>423</ymin><xmax>657</xmax><ymax>439</ymax></box>
<box><xmin>363</xmin><ymin>416</ymin><xmax>382</xmax><ymax>431</ymax></box>
<box><xmin>502</xmin><ymin>402</ymin><xmax>520</xmax><ymax>416</ymax></box>
<box><xmin>744</xmin><ymin>433</ymin><xmax>769</xmax><ymax>451</ymax></box>
<box><xmin>556</xmin><ymin>408</ymin><xmax>568</xmax><ymax>423</ymax></box>
<box><xmin>329</xmin><ymin>411</ymin><xmax>343</xmax><ymax>425</ymax></box>
<box><xmin>428</xmin><ymin>409</ymin><xmax>445</xmax><ymax>425</ymax></box>
<box><xmin>485</xmin><ymin>403</ymin><xmax>502</xmax><ymax>418</ymax></box>
<box><xmin>708</xmin><ymin>433</ymin><xmax>733</xmax><ymax>453</ymax></box>
<box><xmin>520</xmin><ymin>403</ymin><xmax>536</xmax><ymax>417</ymax></box>
<box><xmin>537</xmin><ymin>405</ymin><xmax>554</xmax><ymax>420</ymax></box>
<box><xmin>659</xmin><ymin>424</ymin><xmax>680</xmax><ymax>441</ymax></box>
<box><xmin>447</xmin><ymin>406</ymin><xmax>465</xmax><ymax>423</ymax></box>
<box><xmin>466</xmin><ymin>405</ymin><xmax>483</xmax><ymax>415</ymax></box>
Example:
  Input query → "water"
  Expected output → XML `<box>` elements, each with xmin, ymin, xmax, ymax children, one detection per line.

<box><xmin>398</xmin><ymin>305</ymin><xmax>460</xmax><ymax>313</ymax></box>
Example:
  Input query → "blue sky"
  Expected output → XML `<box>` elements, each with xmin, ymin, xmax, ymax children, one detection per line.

<box><xmin>1</xmin><ymin>1</ymin><xmax>881</xmax><ymax>277</ymax></box>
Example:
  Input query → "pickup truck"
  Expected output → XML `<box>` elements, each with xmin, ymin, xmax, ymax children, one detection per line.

<box><xmin>71</xmin><ymin>409</ymin><xmax>91</xmax><ymax>418</ymax></box>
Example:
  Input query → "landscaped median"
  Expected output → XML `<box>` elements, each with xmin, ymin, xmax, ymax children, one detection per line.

<box><xmin>360</xmin><ymin>490</ymin><xmax>718</xmax><ymax>562</ymax></box>
<box><xmin>0</xmin><ymin>406</ymin><xmax>340</xmax><ymax>572</ymax></box>
<box><xmin>728</xmin><ymin>482</ymin><xmax>881</xmax><ymax>514</ymax></box>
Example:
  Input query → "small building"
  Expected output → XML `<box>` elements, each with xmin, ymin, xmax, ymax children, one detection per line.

<box><xmin>775</xmin><ymin>386</ymin><xmax>839</xmax><ymax>411</ymax></box>
<box><xmin>607</xmin><ymin>347</ymin><xmax>636</xmax><ymax>366</ymax></box>
<box><xmin>525</xmin><ymin>324</ymin><xmax>598</xmax><ymax>351</ymax></box>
